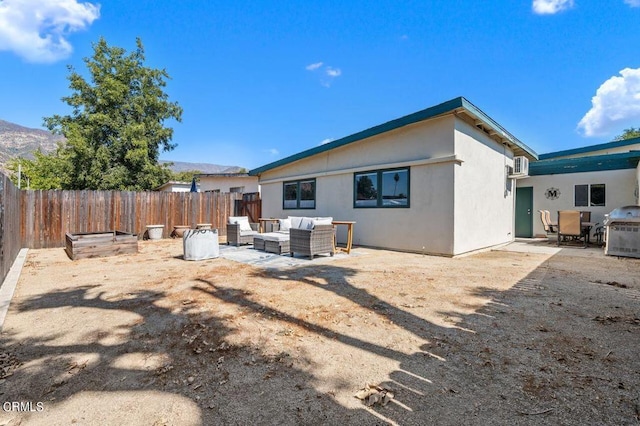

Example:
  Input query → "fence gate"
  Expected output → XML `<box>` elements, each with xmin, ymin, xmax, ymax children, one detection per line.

<box><xmin>234</xmin><ymin>192</ymin><xmax>261</xmax><ymax>223</ymax></box>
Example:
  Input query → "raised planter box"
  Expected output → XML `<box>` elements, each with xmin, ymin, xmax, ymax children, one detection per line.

<box><xmin>65</xmin><ymin>231</ymin><xmax>138</xmax><ymax>260</ymax></box>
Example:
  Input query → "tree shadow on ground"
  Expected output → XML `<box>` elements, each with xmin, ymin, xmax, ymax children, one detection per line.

<box><xmin>247</xmin><ymin>258</ymin><xmax>640</xmax><ymax>425</ymax></box>
<box><xmin>0</xmin><ymin>274</ymin><xmax>378</xmax><ymax>424</ymax></box>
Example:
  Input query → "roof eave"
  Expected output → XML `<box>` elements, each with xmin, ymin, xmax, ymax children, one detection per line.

<box><xmin>249</xmin><ymin>97</ymin><xmax>538</xmax><ymax>175</ymax></box>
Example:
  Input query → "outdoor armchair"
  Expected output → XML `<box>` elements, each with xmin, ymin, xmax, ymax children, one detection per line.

<box><xmin>289</xmin><ymin>224</ymin><xmax>335</xmax><ymax>259</ymax></box>
<box><xmin>226</xmin><ymin>216</ymin><xmax>259</xmax><ymax>246</ymax></box>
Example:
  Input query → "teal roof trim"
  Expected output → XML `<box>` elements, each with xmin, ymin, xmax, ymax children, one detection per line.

<box><xmin>539</xmin><ymin>136</ymin><xmax>640</xmax><ymax>160</ymax></box>
<box><xmin>249</xmin><ymin>97</ymin><xmax>537</xmax><ymax>176</ymax></box>
<box><xmin>530</xmin><ymin>151</ymin><xmax>640</xmax><ymax>176</ymax></box>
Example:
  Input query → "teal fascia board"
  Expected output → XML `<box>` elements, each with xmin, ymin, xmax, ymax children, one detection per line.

<box><xmin>530</xmin><ymin>151</ymin><xmax>640</xmax><ymax>176</ymax></box>
<box><xmin>249</xmin><ymin>97</ymin><xmax>537</xmax><ymax>176</ymax></box>
<box><xmin>539</xmin><ymin>136</ymin><xmax>640</xmax><ymax>160</ymax></box>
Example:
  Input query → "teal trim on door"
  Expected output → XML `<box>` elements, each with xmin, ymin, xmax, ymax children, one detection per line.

<box><xmin>515</xmin><ymin>187</ymin><xmax>533</xmax><ymax>238</ymax></box>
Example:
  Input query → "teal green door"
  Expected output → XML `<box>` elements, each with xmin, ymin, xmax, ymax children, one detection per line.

<box><xmin>515</xmin><ymin>187</ymin><xmax>533</xmax><ymax>238</ymax></box>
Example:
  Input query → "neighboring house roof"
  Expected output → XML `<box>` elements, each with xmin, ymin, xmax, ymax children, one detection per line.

<box><xmin>154</xmin><ymin>181</ymin><xmax>191</xmax><ymax>191</ymax></box>
<box><xmin>195</xmin><ymin>173</ymin><xmax>252</xmax><ymax>178</ymax></box>
<box><xmin>249</xmin><ymin>97</ymin><xmax>538</xmax><ymax>176</ymax></box>
<box><xmin>539</xmin><ymin>136</ymin><xmax>640</xmax><ymax>160</ymax></box>
<box><xmin>529</xmin><ymin>151</ymin><xmax>640</xmax><ymax>176</ymax></box>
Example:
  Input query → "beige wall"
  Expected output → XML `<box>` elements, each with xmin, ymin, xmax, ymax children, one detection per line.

<box><xmin>258</xmin><ymin>114</ymin><xmax>518</xmax><ymax>256</ymax></box>
<box><xmin>198</xmin><ymin>176</ymin><xmax>259</xmax><ymax>193</ymax></box>
<box><xmin>259</xmin><ymin>115</ymin><xmax>458</xmax><ymax>254</ymax></box>
<box><xmin>517</xmin><ymin>169</ymin><xmax>637</xmax><ymax>237</ymax></box>
<box><xmin>453</xmin><ymin>120</ymin><xmax>516</xmax><ymax>255</ymax></box>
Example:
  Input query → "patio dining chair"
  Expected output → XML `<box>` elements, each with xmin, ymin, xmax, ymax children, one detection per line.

<box><xmin>538</xmin><ymin>210</ymin><xmax>556</xmax><ymax>234</ymax></box>
<box><xmin>544</xmin><ymin>210</ymin><xmax>557</xmax><ymax>231</ymax></box>
<box><xmin>557</xmin><ymin>210</ymin><xmax>586</xmax><ymax>248</ymax></box>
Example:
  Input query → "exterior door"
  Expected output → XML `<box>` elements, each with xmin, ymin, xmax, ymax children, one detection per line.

<box><xmin>515</xmin><ymin>187</ymin><xmax>533</xmax><ymax>238</ymax></box>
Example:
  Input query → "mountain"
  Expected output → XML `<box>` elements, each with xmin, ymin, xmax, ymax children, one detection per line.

<box><xmin>0</xmin><ymin>118</ymin><xmax>246</xmax><ymax>177</ymax></box>
<box><xmin>159</xmin><ymin>160</ymin><xmax>246</xmax><ymax>174</ymax></box>
<box><xmin>0</xmin><ymin>120</ymin><xmax>61</xmax><ymax>174</ymax></box>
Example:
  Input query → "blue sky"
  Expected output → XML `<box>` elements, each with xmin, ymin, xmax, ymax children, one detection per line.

<box><xmin>1</xmin><ymin>0</ymin><xmax>639</xmax><ymax>169</ymax></box>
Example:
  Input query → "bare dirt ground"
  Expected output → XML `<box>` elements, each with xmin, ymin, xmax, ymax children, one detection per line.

<box><xmin>1</xmin><ymin>239</ymin><xmax>639</xmax><ymax>425</ymax></box>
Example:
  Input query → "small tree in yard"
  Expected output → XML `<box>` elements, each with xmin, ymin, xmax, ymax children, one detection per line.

<box><xmin>13</xmin><ymin>37</ymin><xmax>183</xmax><ymax>190</ymax></box>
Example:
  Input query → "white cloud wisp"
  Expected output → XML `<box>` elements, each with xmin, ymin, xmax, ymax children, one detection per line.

<box><xmin>305</xmin><ymin>62</ymin><xmax>323</xmax><ymax>71</ymax></box>
<box><xmin>306</xmin><ymin>61</ymin><xmax>342</xmax><ymax>87</ymax></box>
<box><xmin>0</xmin><ymin>0</ymin><xmax>100</xmax><ymax>63</ymax></box>
<box><xmin>624</xmin><ymin>0</ymin><xmax>640</xmax><ymax>7</ymax></box>
<box><xmin>577</xmin><ymin>67</ymin><xmax>640</xmax><ymax>137</ymax></box>
<box><xmin>532</xmin><ymin>0</ymin><xmax>574</xmax><ymax>14</ymax></box>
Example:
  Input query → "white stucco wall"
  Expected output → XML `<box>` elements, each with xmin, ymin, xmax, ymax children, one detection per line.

<box><xmin>259</xmin><ymin>115</ymin><xmax>458</xmax><ymax>255</ymax></box>
<box><xmin>516</xmin><ymin>169</ymin><xmax>637</xmax><ymax>237</ymax></box>
<box><xmin>453</xmin><ymin>120</ymin><xmax>516</xmax><ymax>255</ymax></box>
<box><xmin>198</xmin><ymin>176</ymin><xmax>259</xmax><ymax>193</ymax></box>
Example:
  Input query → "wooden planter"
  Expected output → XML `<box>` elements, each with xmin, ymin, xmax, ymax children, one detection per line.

<box><xmin>65</xmin><ymin>231</ymin><xmax>138</xmax><ymax>260</ymax></box>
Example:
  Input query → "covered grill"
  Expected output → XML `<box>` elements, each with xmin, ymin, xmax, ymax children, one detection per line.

<box><xmin>604</xmin><ymin>205</ymin><xmax>640</xmax><ymax>258</ymax></box>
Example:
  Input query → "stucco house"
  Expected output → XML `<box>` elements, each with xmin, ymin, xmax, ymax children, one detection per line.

<box><xmin>515</xmin><ymin>137</ymin><xmax>640</xmax><ymax>238</ymax></box>
<box><xmin>196</xmin><ymin>173</ymin><xmax>260</xmax><ymax>194</ymax></box>
<box><xmin>250</xmin><ymin>97</ymin><xmax>538</xmax><ymax>256</ymax></box>
<box><xmin>154</xmin><ymin>181</ymin><xmax>195</xmax><ymax>192</ymax></box>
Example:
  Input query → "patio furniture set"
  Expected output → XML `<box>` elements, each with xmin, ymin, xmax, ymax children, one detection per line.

<box><xmin>227</xmin><ymin>216</ymin><xmax>354</xmax><ymax>259</ymax></box>
<box><xmin>538</xmin><ymin>209</ymin><xmax>600</xmax><ymax>247</ymax></box>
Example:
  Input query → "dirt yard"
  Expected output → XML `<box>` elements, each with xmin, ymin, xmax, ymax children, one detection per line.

<box><xmin>1</xmin><ymin>239</ymin><xmax>639</xmax><ymax>425</ymax></box>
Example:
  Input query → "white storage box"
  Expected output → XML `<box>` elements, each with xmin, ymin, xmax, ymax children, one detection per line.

<box><xmin>183</xmin><ymin>229</ymin><xmax>219</xmax><ymax>261</ymax></box>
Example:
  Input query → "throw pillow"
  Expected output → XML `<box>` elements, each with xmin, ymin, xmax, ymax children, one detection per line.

<box><xmin>278</xmin><ymin>218</ymin><xmax>292</xmax><ymax>232</ymax></box>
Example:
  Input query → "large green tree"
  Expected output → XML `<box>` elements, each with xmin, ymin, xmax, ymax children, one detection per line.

<box><xmin>15</xmin><ymin>37</ymin><xmax>182</xmax><ymax>190</ymax></box>
<box><xmin>614</xmin><ymin>127</ymin><xmax>640</xmax><ymax>141</ymax></box>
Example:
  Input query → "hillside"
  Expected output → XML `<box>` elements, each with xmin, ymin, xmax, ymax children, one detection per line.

<box><xmin>0</xmin><ymin>120</ymin><xmax>61</xmax><ymax>174</ymax></box>
<box><xmin>0</xmin><ymin>119</ymin><xmax>245</xmax><ymax>177</ymax></box>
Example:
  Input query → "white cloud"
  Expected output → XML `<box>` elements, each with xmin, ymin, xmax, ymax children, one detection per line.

<box><xmin>577</xmin><ymin>67</ymin><xmax>640</xmax><ymax>137</ymax></box>
<box><xmin>0</xmin><ymin>0</ymin><xmax>100</xmax><ymax>63</ymax></box>
<box><xmin>319</xmin><ymin>138</ymin><xmax>334</xmax><ymax>145</ymax></box>
<box><xmin>305</xmin><ymin>62</ymin><xmax>323</xmax><ymax>71</ymax></box>
<box><xmin>263</xmin><ymin>148</ymin><xmax>279</xmax><ymax>156</ymax></box>
<box><xmin>306</xmin><ymin>61</ymin><xmax>342</xmax><ymax>87</ymax></box>
<box><xmin>532</xmin><ymin>0</ymin><xmax>574</xmax><ymax>14</ymax></box>
<box><xmin>624</xmin><ymin>0</ymin><xmax>640</xmax><ymax>7</ymax></box>
<box><xmin>325</xmin><ymin>67</ymin><xmax>341</xmax><ymax>78</ymax></box>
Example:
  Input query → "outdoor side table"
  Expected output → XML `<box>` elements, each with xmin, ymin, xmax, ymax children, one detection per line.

<box><xmin>332</xmin><ymin>221</ymin><xmax>355</xmax><ymax>254</ymax></box>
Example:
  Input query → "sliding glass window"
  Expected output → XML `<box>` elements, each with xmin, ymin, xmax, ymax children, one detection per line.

<box><xmin>354</xmin><ymin>168</ymin><xmax>409</xmax><ymax>208</ymax></box>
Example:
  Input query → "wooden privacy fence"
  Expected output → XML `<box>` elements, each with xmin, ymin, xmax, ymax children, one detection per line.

<box><xmin>235</xmin><ymin>192</ymin><xmax>262</xmax><ymax>223</ymax></box>
<box><xmin>20</xmin><ymin>190</ymin><xmax>252</xmax><ymax>249</ymax></box>
<box><xmin>0</xmin><ymin>174</ymin><xmax>22</xmax><ymax>286</ymax></box>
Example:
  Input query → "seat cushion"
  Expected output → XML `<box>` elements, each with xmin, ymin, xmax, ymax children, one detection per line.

<box><xmin>278</xmin><ymin>218</ymin><xmax>292</xmax><ymax>232</ymax></box>
<box><xmin>239</xmin><ymin>230</ymin><xmax>258</xmax><ymax>237</ymax></box>
<box><xmin>228</xmin><ymin>216</ymin><xmax>252</xmax><ymax>232</ymax></box>
<box><xmin>261</xmin><ymin>232</ymin><xmax>290</xmax><ymax>242</ymax></box>
<box><xmin>299</xmin><ymin>217</ymin><xmax>314</xmax><ymax>230</ymax></box>
<box><xmin>289</xmin><ymin>216</ymin><xmax>303</xmax><ymax>229</ymax></box>
<box><xmin>312</xmin><ymin>217</ymin><xmax>333</xmax><ymax>227</ymax></box>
